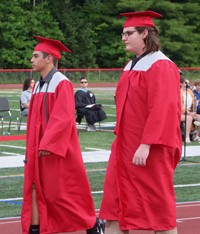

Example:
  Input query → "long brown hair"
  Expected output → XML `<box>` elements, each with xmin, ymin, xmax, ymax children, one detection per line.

<box><xmin>23</xmin><ymin>78</ymin><xmax>33</xmax><ymax>91</ymax></box>
<box><xmin>136</xmin><ymin>26</ymin><xmax>161</xmax><ymax>53</ymax></box>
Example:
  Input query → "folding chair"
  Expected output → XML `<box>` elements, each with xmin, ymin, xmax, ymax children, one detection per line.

<box><xmin>17</xmin><ymin>100</ymin><xmax>27</xmax><ymax>131</ymax></box>
<box><xmin>0</xmin><ymin>97</ymin><xmax>12</xmax><ymax>134</ymax></box>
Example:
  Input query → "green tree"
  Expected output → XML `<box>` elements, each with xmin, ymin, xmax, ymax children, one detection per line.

<box><xmin>46</xmin><ymin>0</ymin><xmax>97</xmax><ymax>68</ymax></box>
<box><xmin>0</xmin><ymin>0</ymin><xmax>67</xmax><ymax>68</ymax></box>
<box><xmin>0</xmin><ymin>0</ymin><xmax>199</xmax><ymax>68</ymax></box>
<box><xmin>0</xmin><ymin>0</ymin><xmax>31</xmax><ymax>68</ymax></box>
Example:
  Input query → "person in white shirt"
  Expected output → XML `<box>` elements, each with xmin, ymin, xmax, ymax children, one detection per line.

<box><xmin>20</xmin><ymin>78</ymin><xmax>35</xmax><ymax>116</ymax></box>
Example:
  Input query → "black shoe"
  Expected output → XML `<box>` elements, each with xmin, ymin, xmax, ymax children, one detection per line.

<box><xmin>86</xmin><ymin>218</ymin><xmax>105</xmax><ymax>234</ymax></box>
<box><xmin>98</xmin><ymin>219</ymin><xmax>105</xmax><ymax>233</ymax></box>
<box><xmin>29</xmin><ymin>225</ymin><xmax>40</xmax><ymax>234</ymax></box>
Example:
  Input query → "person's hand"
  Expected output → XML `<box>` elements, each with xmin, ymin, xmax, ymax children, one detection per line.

<box><xmin>191</xmin><ymin>113</ymin><xmax>196</xmax><ymax>118</ymax></box>
<box><xmin>38</xmin><ymin>150</ymin><xmax>51</xmax><ymax>157</ymax></box>
<box><xmin>188</xmin><ymin>111</ymin><xmax>196</xmax><ymax>118</ymax></box>
<box><xmin>132</xmin><ymin>144</ymin><xmax>151</xmax><ymax>166</ymax></box>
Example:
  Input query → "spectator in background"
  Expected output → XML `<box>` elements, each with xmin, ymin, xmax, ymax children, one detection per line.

<box><xmin>20</xmin><ymin>78</ymin><xmax>35</xmax><ymax>116</ymax></box>
<box><xmin>185</xmin><ymin>78</ymin><xmax>196</xmax><ymax>91</ymax></box>
<box><xmin>180</xmin><ymin>78</ymin><xmax>196</xmax><ymax>142</ymax></box>
<box><xmin>180</xmin><ymin>78</ymin><xmax>200</xmax><ymax>142</ymax></box>
<box><xmin>75</xmin><ymin>77</ymin><xmax>107</xmax><ymax>131</ymax></box>
<box><xmin>193</xmin><ymin>79</ymin><xmax>200</xmax><ymax>114</ymax></box>
<box><xmin>185</xmin><ymin>78</ymin><xmax>190</xmax><ymax>85</ymax></box>
<box><xmin>99</xmin><ymin>10</ymin><xmax>182</xmax><ymax>234</ymax></box>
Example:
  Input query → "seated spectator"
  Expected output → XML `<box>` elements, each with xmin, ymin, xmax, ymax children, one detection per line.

<box><xmin>20</xmin><ymin>78</ymin><xmax>35</xmax><ymax>116</ymax></box>
<box><xmin>180</xmin><ymin>78</ymin><xmax>200</xmax><ymax>142</ymax></box>
<box><xmin>75</xmin><ymin>77</ymin><xmax>107</xmax><ymax>131</ymax></box>
<box><xmin>193</xmin><ymin>79</ymin><xmax>200</xmax><ymax>114</ymax></box>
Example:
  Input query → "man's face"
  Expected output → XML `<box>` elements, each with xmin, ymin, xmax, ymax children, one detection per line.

<box><xmin>31</xmin><ymin>51</ymin><xmax>47</xmax><ymax>72</ymax></box>
<box><xmin>80</xmin><ymin>79</ymin><xmax>88</xmax><ymax>89</ymax></box>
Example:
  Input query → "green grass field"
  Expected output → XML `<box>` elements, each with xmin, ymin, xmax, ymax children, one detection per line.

<box><xmin>0</xmin><ymin>88</ymin><xmax>200</xmax><ymax>218</ymax></box>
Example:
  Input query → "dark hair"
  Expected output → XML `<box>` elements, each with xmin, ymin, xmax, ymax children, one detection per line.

<box><xmin>136</xmin><ymin>26</ymin><xmax>161</xmax><ymax>53</ymax></box>
<box><xmin>180</xmin><ymin>77</ymin><xmax>185</xmax><ymax>84</ymax></box>
<box><xmin>23</xmin><ymin>78</ymin><xmax>34</xmax><ymax>91</ymax></box>
<box><xmin>42</xmin><ymin>52</ymin><xmax>58</xmax><ymax>67</ymax></box>
<box><xmin>194</xmin><ymin>79</ymin><xmax>200</xmax><ymax>86</ymax></box>
<box><xmin>80</xmin><ymin>77</ymin><xmax>88</xmax><ymax>82</ymax></box>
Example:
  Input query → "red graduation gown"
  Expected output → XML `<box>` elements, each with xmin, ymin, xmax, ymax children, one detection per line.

<box><xmin>21</xmin><ymin>71</ymin><xmax>96</xmax><ymax>234</ymax></box>
<box><xmin>99</xmin><ymin>51</ymin><xmax>182</xmax><ymax>231</ymax></box>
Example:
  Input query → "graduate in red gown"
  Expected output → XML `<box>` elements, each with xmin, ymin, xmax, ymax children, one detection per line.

<box><xmin>21</xmin><ymin>36</ymin><xmax>104</xmax><ymax>234</ymax></box>
<box><xmin>99</xmin><ymin>11</ymin><xmax>182</xmax><ymax>234</ymax></box>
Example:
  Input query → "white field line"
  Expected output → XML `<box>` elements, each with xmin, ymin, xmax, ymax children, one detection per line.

<box><xmin>0</xmin><ymin>145</ymin><xmax>25</xmax><ymax>149</ymax></box>
<box><xmin>101</xmin><ymin>104</ymin><xmax>115</xmax><ymax>107</ymax></box>
<box><xmin>85</xmin><ymin>147</ymin><xmax>107</xmax><ymax>151</ymax></box>
<box><xmin>174</xmin><ymin>183</ymin><xmax>200</xmax><ymax>188</ymax></box>
<box><xmin>11</xmin><ymin>108</ymin><xmax>20</xmax><ymax>111</ymax></box>
<box><xmin>0</xmin><ymin>216</ymin><xmax>20</xmax><ymax>220</ymax></box>
<box><xmin>0</xmin><ymin>168</ymin><xmax>106</xmax><ymax>179</ymax></box>
<box><xmin>177</xmin><ymin>216</ymin><xmax>200</xmax><ymax>222</ymax></box>
<box><xmin>1</xmin><ymin>184</ymin><xmax>200</xmax><ymax>203</ymax></box>
<box><xmin>0</xmin><ymin>198</ymin><xmax>22</xmax><ymax>202</ymax></box>
<box><xmin>1</xmin><ymin>152</ymin><xmax>24</xmax><ymax>156</ymax></box>
<box><xmin>176</xmin><ymin>203</ymin><xmax>200</xmax><ymax>208</ymax></box>
<box><xmin>0</xmin><ymin>174</ymin><xmax>23</xmax><ymax>178</ymax></box>
<box><xmin>0</xmin><ymin>92</ymin><xmax>20</xmax><ymax>94</ymax></box>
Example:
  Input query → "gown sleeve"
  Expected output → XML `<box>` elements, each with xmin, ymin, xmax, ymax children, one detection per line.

<box><xmin>39</xmin><ymin>80</ymin><xmax>76</xmax><ymax>157</ymax></box>
<box><xmin>141</xmin><ymin>60</ymin><xmax>181</xmax><ymax>148</ymax></box>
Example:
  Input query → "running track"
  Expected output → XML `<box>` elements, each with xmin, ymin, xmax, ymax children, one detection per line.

<box><xmin>0</xmin><ymin>201</ymin><xmax>199</xmax><ymax>234</ymax></box>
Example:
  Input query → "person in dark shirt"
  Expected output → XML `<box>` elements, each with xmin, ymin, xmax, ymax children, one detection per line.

<box><xmin>75</xmin><ymin>77</ymin><xmax>107</xmax><ymax>131</ymax></box>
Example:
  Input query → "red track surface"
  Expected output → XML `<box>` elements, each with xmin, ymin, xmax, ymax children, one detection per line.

<box><xmin>0</xmin><ymin>201</ymin><xmax>199</xmax><ymax>234</ymax></box>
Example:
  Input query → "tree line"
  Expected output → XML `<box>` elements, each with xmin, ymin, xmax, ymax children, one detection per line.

<box><xmin>0</xmin><ymin>0</ymin><xmax>199</xmax><ymax>69</ymax></box>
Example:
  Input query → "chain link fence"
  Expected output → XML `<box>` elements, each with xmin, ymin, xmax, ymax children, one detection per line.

<box><xmin>0</xmin><ymin>68</ymin><xmax>199</xmax><ymax>84</ymax></box>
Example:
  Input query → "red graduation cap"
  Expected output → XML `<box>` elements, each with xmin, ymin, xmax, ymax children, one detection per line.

<box><xmin>120</xmin><ymin>10</ymin><xmax>162</xmax><ymax>28</ymax></box>
<box><xmin>34</xmin><ymin>35</ymin><xmax>71</xmax><ymax>60</ymax></box>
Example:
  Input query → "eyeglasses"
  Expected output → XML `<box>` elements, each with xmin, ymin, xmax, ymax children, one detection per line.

<box><xmin>80</xmin><ymin>81</ymin><xmax>88</xmax><ymax>84</ymax></box>
<box><xmin>121</xmin><ymin>30</ymin><xmax>137</xmax><ymax>38</ymax></box>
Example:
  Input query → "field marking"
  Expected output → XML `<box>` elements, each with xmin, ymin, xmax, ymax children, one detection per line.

<box><xmin>177</xmin><ymin>216</ymin><xmax>200</xmax><ymax>222</ymax></box>
<box><xmin>85</xmin><ymin>147</ymin><xmax>107</xmax><ymax>151</ymax></box>
<box><xmin>0</xmin><ymin>198</ymin><xmax>22</xmax><ymax>202</ymax></box>
<box><xmin>174</xmin><ymin>183</ymin><xmax>200</xmax><ymax>188</ymax></box>
<box><xmin>177</xmin><ymin>203</ymin><xmax>200</xmax><ymax>208</ymax></box>
<box><xmin>177</xmin><ymin>200</ymin><xmax>200</xmax><ymax>204</ymax></box>
<box><xmin>0</xmin><ymin>168</ymin><xmax>106</xmax><ymax>179</ymax></box>
<box><xmin>0</xmin><ymin>144</ymin><xmax>26</xmax><ymax>149</ymax></box>
<box><xmin>1</xmin><ymin>152</ymin><xmax>24</xmax><ymax>156</ymax></box>
<box><xmin>0</xmin><ymin>174</ymin><xmax>24</xmax><ymax>178</ymax></box>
